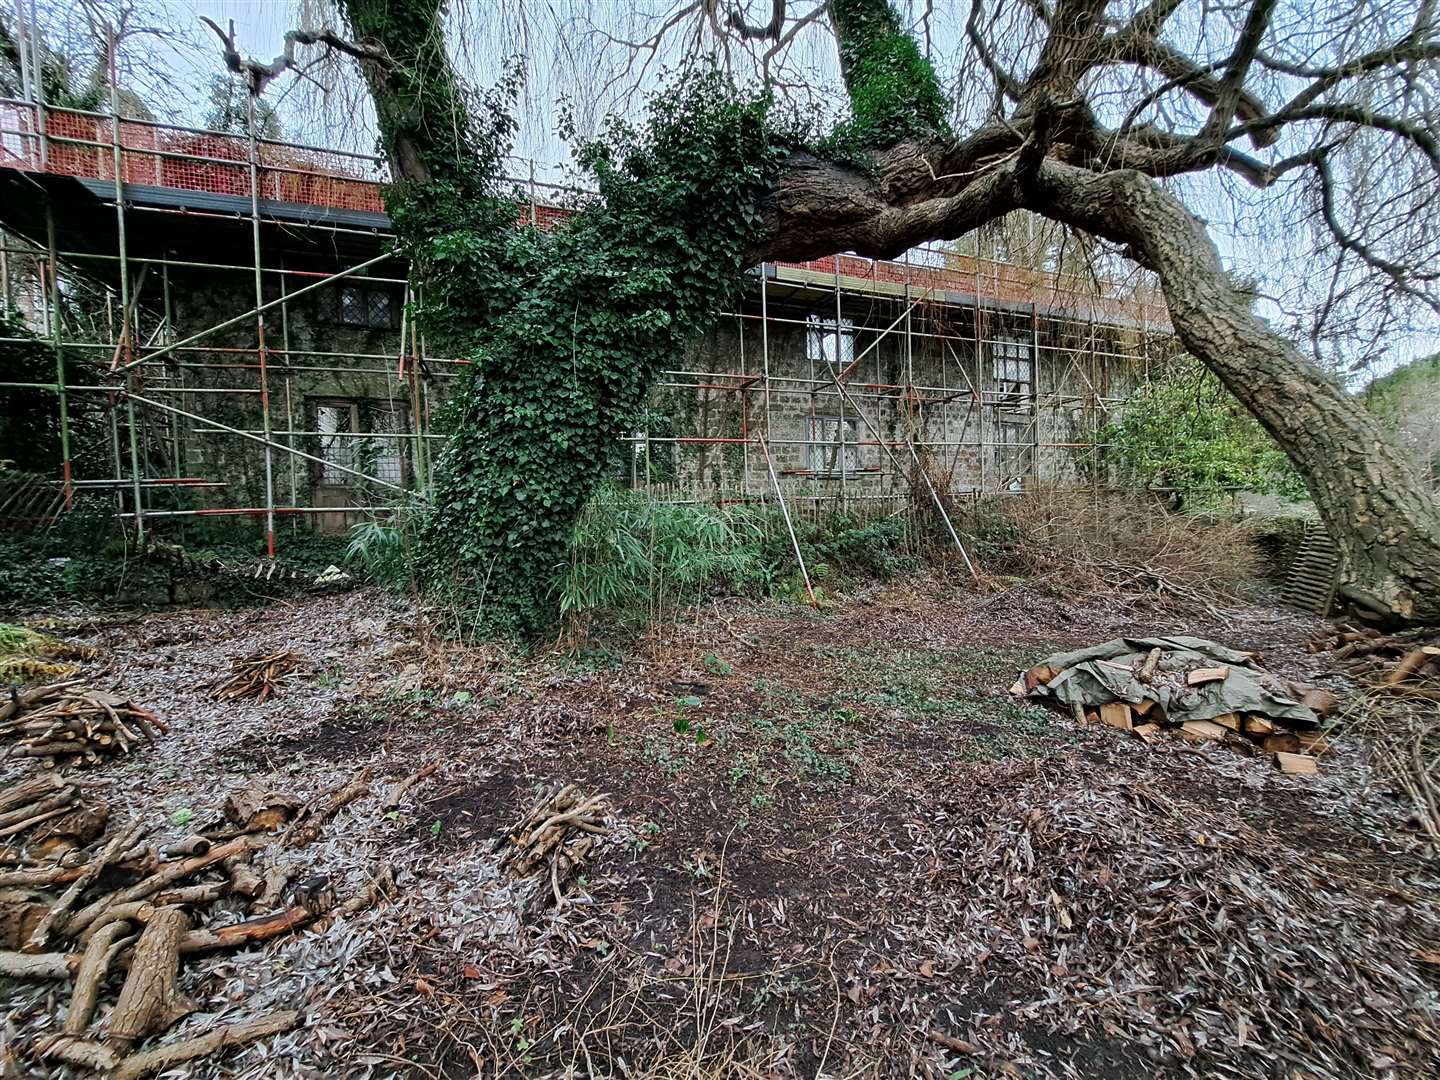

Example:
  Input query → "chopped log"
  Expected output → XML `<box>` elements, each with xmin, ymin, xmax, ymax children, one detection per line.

<box><xmin>0</xmin><ymin>893</ymin><xmax>50</xmax><ymax>950</ymax></box>
<box><xmin>1022</xmin><ymin>665</ymin><xmax>1059</xmax><ymax>691</ymax></box>
<box><xmin>1186</xmin><ymin>666</ymin><xmax>1230</xmax><ymax>686</ymax></box>
<box><xmin>0</xmin><ymin>949</ymin><xmax>79</xmax><ymax>979</ymax></box>
<box><xmin>1132</xmin><ymin>697</ymin><xmax>1157</xmax><ymax>716</ymax></box>
<box><xmin>1099</xmin><ymin>703</ymin><xmax>1133</xmax><ymax>731</ymax></box>
<box><xmin>1180</xmin><ymin>720</ymin><xmax>1230</xmax><ymax>743</ymax></box>
<box><xmin>1132</xmin><ymin>723</ymin><xmax>1161</xmax><ymax>743</ymax></box>
<box><xmin>1295</xmin><ymin>732</ymin><xmax>1336</xmax><ymax>757</ymax></box>
<box><xmin>1263</xmin><ymin>733</ymin><xmax>1304</xmax><ymax>754</ymax></box>
<box><xmin>1211</xmin><ymin>712</ymin><xmax>1242</xmax><ymax>732</ymax></box>
<box><xmin>109</xmin><ymin>1009</ymin><xmax>301</xmax><ymax>1080</ymax></box>
<box><xmin>223</xmin><ymin>785</ymin><xmax>303</xmax><ymax>833</ymax></box>
<box><xmin>0</xmin><ymin>789</ymin><xmax>76</xmax><ymax>832</ymax></box>
<box><xmin>381</xmin><ymin>760</ymin><xmax>442</xmax><ymax>812</ymax></box>
<box><xmin>179</xmin><ymin>904</ymin><xmax>315</xmax><ymax>954</ymax></box>
<box><xmin>286</xmin><ymin>768</ymin><xmax>372</xmax><ymax>848</ymax></box>
<box><xmin>64</xmin><ymin>919</ymin><xmax>132</xmax><ymax>1034</ymax></box>
<box><xmin>257</xmin><ymin>867</ymin><xmax>294</xmax><ymax>911</ymax></box>
<box><xmin>1385</xmin><ymin>649</ymin><xmax>1431</xmax><ymax>686</ymax></box>
<box><xmin>1008</xmin><ymin>677</ymin><xmax>1026</xmax><ymax>696</ymax></box>
<box><xmin>1137</xmin><ymin>647</ymin><xmax>1163</xmax><ymax>682</ymax></box>
<box><xmin>25</xmin><ymin>819</ymin><xmax>144</xmax><ymax>952</ymax></box>
<box><xmin>160</xmin><ymin>835</ymin><xmax>212</xmax><ymax>860</ymax></box>
<box><xmin>109</xmin><ymin>906</ymin><xmax>190</xmax><ymax>1048</ymax></box>
<box><xmin>34</xmin><ymin>1035</ymin><xmax>120</xmax><ymax>1072</ymax></box>
<box><xmin>225</xmin><ymin>853</ymin><xmax>263</xmax><ymax>899</ymax></box>
<box><xmin>29</xmin><ymin>799</ymin><xmax>111</xmax><ymax>857</ymax></box>
<box><xmin>1244</xmin><ymin>715</ymin><xmax>1276</xmax><ymax>737</ymax></box>
<box><xmin>0</xmin><ymin>804</ymin><xmax>72</xmax><ymax>840</ymax></box>
<box><xmin>1275</xmin><ymin>752</ymin><xmax>1319</xmax><ymax>775</ymax></box>
<box><xmin>65</xmin><ymin>836</ymin><xmax>259</xmax><ymax>936</ymax></box>
<box><xmin>1083</xmin><ymin>708</ymin><xmax>1100</xmax><ymax>725</ymax></box>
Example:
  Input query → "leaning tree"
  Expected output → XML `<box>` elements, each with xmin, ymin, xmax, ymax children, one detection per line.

<box><xmin>213</xmin><ymin>0</ymin><xmax>1440</xmax><ymax>629</ymax></box>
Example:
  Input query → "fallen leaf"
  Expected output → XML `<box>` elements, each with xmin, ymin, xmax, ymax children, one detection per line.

<box><xmin>462</xmin><ymin>963</ymin><xmax>483</xmax><ymax>980</ymax></box>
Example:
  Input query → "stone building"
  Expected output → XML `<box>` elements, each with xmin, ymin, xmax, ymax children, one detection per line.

<box><xmin>0</xmin><ymin>100</ymin><xmax>1168</xmax><ymax>546</ymax></box>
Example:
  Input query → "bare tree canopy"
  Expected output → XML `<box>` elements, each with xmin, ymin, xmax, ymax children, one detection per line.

<box><xmin>203</xmin><ymin>0</ymin><xmax>1440</xmax><ymax>625</ymax></box>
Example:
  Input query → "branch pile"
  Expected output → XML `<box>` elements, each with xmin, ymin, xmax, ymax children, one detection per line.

<box><xmin>494</xmin><ymin>783</ymin><xmax>609</xmax><ymax>913</ymax></box>
<box><xmin>0</xmin><ymin>769</ymin><xmax>411</xmax><ymax>1078</ymax></box>
<box><xmin>2</xmin><ymin>683</ymin><xmax>167</xmax><ymax>769</ymax></box>
<box><xmin>1015</xmin><ymin>636</ymin><xmax>1337</xmax><ymax>774</ymax></box>
<box><xmin>1310</xmin><ymin>625</ymin><xmax>1440</xmax><ymax>700</ymax></box>
<box><xmin>209</xmin><ymin>650</ymin><xmax>304</xmax><ymax>703</ymax></box>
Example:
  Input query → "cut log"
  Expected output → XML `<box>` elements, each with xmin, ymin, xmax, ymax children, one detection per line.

<box><xmin>1008</xmin><ymin>677</ymin><xmax>1026</xmax><ymax>696</ymax></box>
<box><xmin>381</xmin><ymin>761</ymin><xmax>442</xmax><ymax>812</ymax></box>
<box><xmin>0</xmin><ymin>893</ymin><xmax>51</xmax><ymax>950</ymax></box>
<box><xmin>225</xmin><ymin>853</ymin><xmax>263</xmax><ymax>899</ymax></box>
<box><xmin>65</xmin><ymin>835</ymin><xmax>259</xmax><ymax>937</ymax></box>
<box><xmin>159</xmin><ymin>835</ymin><xmax>212</xmax><ymax>859</ymax></box>
<box><xmin>1211</xmin><ymin>712</ymin><xmax>1242</xmax><ymax>732</ymax></box>
<box><xmin>64</xmin><ymin>919</ymin><xmax>131</xmax><ymax>1034</ymax></box>
<box><xmin>109</xmin><ymin>1009</ymin><xmax>301</xmax><ymax>1080</ymax></box>
<box><xmin>1132</xmin><ymin>697</ymin><xmax>1157</xmax><ymax>716</ymax></box>
<box><xmin>1295</xmin><ymin>732</ymin><xmax>1336</xmax><ymax>757</ymax></box>
<box><xmin>34</xmin><ymin>1035</ymin><xmax>119</xmax><ymax>1072</ymax></box>
<box><xmin>1263</xmin><ymin>732</ymin><xmax>1304</xmax><ymax>754</ymax></box>
<box><xmin>25</xmin><ymin>819</ymin><xmax>144</xmax><ymax>952</ymax></box>
<box><xmin>286</xmin><ymin>768</ymin><xmax>372</xmax><ymax>848</ymax></box>
<box><xmin>1099</xmin><ymin>703</ymin><xmax>1133</xmax><ymax>731</ymax></box>
<box><xmin>0</xmin><ymin>789</ymin><xmax>76</xmax><ymax>832</ymax></box>
<box><xmin>0</xmin><ymin>949</ymin><xmax>79</xmax><ymax>979</ymax></box>
<box><xmin>1180</xmin><ymin>720</ymin><xmax>1229</xmax><ymax>743</ymax></box>
<box><xmin>1132</xmin><ymin>723</ymin><xmax>1161</xmax><ymax>743</ymax></box>
<box><xmin>1187</xmin><ymin>665</ymin><xmax>1229</xmax><ymax>686</ymax></box>
<box><xmin>1137</xmin><ymin>647</ymin><xmax>1163</xmax><ymax>682</ymax></box>
<box><xmin>1275</xmin><ymin>752</ymin><xmax>1318</xmax><ymax>775</ymax></box>
<box><xmin>1386</xmin><ymin>649</ymin><xmax>1432</xmax><ymax>685</ymax></box>
<box><xmin>1244</xmin><ymin>715</ymin><xmax>1275</xmax><ymax>737</ymax></box>
<box><xmin>223</xmin><ymin>785</ymin><xmax>303</xmax><ymax>834</ymax></box>
<box><xmin>109</xmin><ymin>905</ymin><xmax>190</xmax><ymax>1048</ymax></box>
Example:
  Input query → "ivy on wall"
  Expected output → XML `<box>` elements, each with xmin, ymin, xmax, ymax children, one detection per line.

<box><xmin>335</xmin><ymin>0</ymin><xmax>951</xmax><ymax>638</ymax></box>
<box><xmin>398</xmin><ymin>75</ymin><xmax>790</xmax><ymax>636</ymax></box>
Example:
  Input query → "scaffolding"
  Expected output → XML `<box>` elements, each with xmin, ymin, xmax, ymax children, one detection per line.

<box><xmin>0</xmin><ymin>76</ymin><xmax>1172</xmax><ymax>555</ymax></box>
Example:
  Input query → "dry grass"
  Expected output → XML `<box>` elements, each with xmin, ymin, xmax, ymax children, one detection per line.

<box><xmin>1342</xmin><ymin>686</ymin><xmax>1440</xmax><ymax>844</ymax></box>
<box><xmin>959</xmin><ymin>488</ymin><xmax>1266</xmax><ymax>608</ymax></box>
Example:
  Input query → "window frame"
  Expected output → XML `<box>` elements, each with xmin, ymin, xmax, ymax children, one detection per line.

<box><xmin>327</xmin><ymin>284</ymin><xmax>400</xmax><ymax>330</ymax></box>
<box><xmin>806</xmin><ymin>413</ymin><xmax>862</xmax><ymax>476</ymax></box>
<box><xmin>806</xmin><ymin>314</ymin><xmax>856</xmax><ymax>366</ymax></box>
<box><xmin>990</xmin><ymin>335</ymin><xmax>1035</xmax><ymax>404</ymax></box>
<box><xmin>309</xmin><ymin>397</ymin><xmax>411</xmax><ymax>488</ymax></box>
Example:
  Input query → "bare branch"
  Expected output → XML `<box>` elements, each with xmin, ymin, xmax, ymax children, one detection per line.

<box><xmin>200</xmin><ymin>15</ymin><xmax>389</xmax><ymax>97</ymax></box>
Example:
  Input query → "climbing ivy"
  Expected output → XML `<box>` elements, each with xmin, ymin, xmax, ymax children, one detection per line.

<box><xmin>402</xmin><ymin>75</ymin><xmax>791</xmax><ymax>636</ymax></box>
<box><xmin>823</xmin><ymin>0</ymin><xmax>950</xmax><ymax>156</ymax></box>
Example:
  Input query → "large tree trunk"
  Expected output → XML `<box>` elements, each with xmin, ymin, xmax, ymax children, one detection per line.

<box><xmin>1023</xmin><ymin>162</ymin><xmax>1440</xmax><ymax>624</ymax></box>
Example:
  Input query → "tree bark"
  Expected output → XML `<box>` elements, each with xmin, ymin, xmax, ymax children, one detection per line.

<box><xmin>1019</xmin><ymin>162</ymin><xmax>1440</xmax><ymax>623</ymax></box>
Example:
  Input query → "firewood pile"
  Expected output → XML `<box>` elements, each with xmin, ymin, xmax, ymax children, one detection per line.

<box><xmin>0</xmin><ymin>769</ymin><xmax>416</xmax><ymax>1078</ymax></box>
<box><xmin>494</xmin><ymin>783</ymin><xmax>609</xmax><ymax>914</ymax></box>
<box><xmin>1016</xmin><ymin>636</ymin><xmax>1337</xmax><ymax>775</ymax></box>
<box><xmin>1309</xmin><ymin>625</ymin><xmax>1440</xmax><ymax>699</ymax></box>
<box><xmin>2</xmin><ymin>683</ymin><xmax>168</xmax><ymax>769</ymax></box>
<box><xmin>208</xmin><ymin>649</ymin><xmax>304</xmax><ymax>703</ymax></box>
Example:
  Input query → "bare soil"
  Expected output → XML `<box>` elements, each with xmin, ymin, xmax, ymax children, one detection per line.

<box><xmin>4</xmin><ymin>575</ymin><xmax>1438</xmax><ymax>1079</ymax></box>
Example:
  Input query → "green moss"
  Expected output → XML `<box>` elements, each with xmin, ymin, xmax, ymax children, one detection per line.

<box><xmin>824</xmin><ymin>0</ymin><xmax>950</xmax><ymax>155</ymax></box>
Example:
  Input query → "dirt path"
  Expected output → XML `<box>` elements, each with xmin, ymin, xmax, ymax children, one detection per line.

<box><xmin>4</xmin><ymin>579</ymin><xmax>1437</xmax><ymax>1078</ymax></box>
